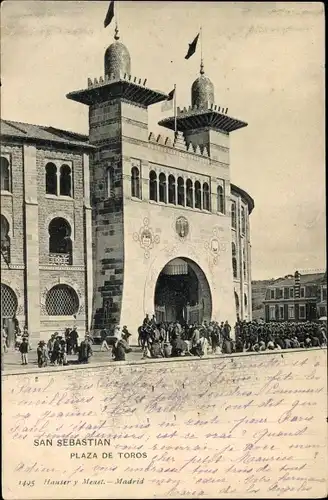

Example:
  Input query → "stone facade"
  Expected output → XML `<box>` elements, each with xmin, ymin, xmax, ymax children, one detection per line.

<box><xmin>1</xmin><ymin>128</ymin><xmax>93</xmax><ymax>344</ymax></box>
<box><xmin>83</xmin><ymin>97</ymin><xmax>254</xmax><ymax>340</ymax></box>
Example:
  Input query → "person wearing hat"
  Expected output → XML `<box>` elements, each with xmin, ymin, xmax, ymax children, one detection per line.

<box><xmin>19</xmin><ymin>337</ymin><xmax>29</xmax><ymax>365</ymax></box>
<box><xmin>113</xmin><ymin>325</ymin><xmax>122</xmax><ymax>341</ymax></box>
<box><xmin>122</xmin><ymin>325</ymin><xmax>131</xmax><ymax>345</ymax></box>
<box><xmin>150</xmin><ymin>338</ymin><xmax>164</xmax><ymax>358</ymax></box>
<box><xmin>59</xmin><ymin>337</ymin><xmax>68</xmax><ymax>366</ymax></box>
<box><xmin>163</xmin><ymin>342</ymin><xmax>172</xmax><ymax>358</ymax></box>
<box><xmin>78</xmin><ymin>335</ymin><xmax>92</xmax><ymax>364</ymax></box>
<box><xmin>47</xmin><ymin>333</ymin><xmax>55</xmax><ymax>359</ymax></box>
<box><xmin>37</xmin><ymin>341</ymin><xmax>49</xmax><ymax>368</ymax></box>
<box><xmin>112</xmin><ymin>337</ymin><xmax>132</xmax><ymax>361</ymax></box>
<box><xmin>100</xmin><ymin>329</ymin><xmax>110</xmax><ymax>351</ymax></box>
<box><xmin>199</xmin><ymin>329</ymin><xmax>209</xmax><ymax>356</ymax></box>
<box><xmin>50</xmin><ymin>334</ymin><xmax>62</xmax><ymax>365</ymax></box>
<box><xmin>70</xmin><ymin>326</ymin><xmax>79</xmax><ymax>354</ymax></box>
<box><xmin>2</xmin><ymin>327</ymin><xmax>8</xmax><ymax>354</ymax></box>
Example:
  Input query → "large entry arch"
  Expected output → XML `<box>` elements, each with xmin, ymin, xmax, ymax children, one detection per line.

<box><xmin>154</xmin><ymin>257</ymin><xmax>212</xmax><ymax>324</ymax></box>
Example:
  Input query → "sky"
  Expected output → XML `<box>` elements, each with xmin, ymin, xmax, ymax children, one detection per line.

<box><xmin>1</xmin><ymin>1</ymin><xmax>325</xmax><ymax>280</ymax></box>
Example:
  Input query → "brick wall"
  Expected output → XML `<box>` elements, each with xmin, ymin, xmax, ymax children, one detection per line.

<box><xmin>1</xmin><ymin>144</ymin><xmax>26</xmax><ymax>329</ymax></box>
<box><xmin>1</xmin><ymin>144</ymin><xmax>25</xmax><ymax>264</ymax></box>
<box><xmin>89</xmin><ymin>98</ymin><xmax>125</xmax><ymax>328</ymax></box>
<box><xmin>1</xmin><ymin>140</ymin><xmax>89</xmax><ymax>339</ymax></box>
<box><xmin>36</xmin><ymin>147</ymin><xmax>85</xmax><ymax>266</ymax></box>
<box><xmin>91</xmin><ymin>149</ymin><xmax>124</xmax><ymax>328</ymax></box>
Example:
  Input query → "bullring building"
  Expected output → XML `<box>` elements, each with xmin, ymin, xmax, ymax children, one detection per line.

<box><xmin>0</xmin><ymin>28</ymin><xmax>254</xmax><ymax>344</ymax></box>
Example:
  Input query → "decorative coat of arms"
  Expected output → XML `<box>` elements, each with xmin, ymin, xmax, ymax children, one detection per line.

<box><xmin>176</xmin><ymin>216</ymin><xmax>189</xmax><ymax>239</ymax></box>
<box><xmin>133</xmin><ymin>217</ymin><xmax>160</xmax><ymax>259</ymax></box>
<box><xmin>204</xmin><ymin>227</ymin><xmax>221</xmax><ymax>265</ymax></box>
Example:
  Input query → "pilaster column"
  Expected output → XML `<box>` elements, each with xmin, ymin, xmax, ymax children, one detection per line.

<box><xmin>238</xmin><ymin>198</ymin><xmax>245</xmax><ymax>320</ymax></box>
<box><xmin>83</xmin><ymin>153</ymin><xmax>93</xmax><ymax>332</ymax></box>
<box><xmin>23</xmin><ymin>145</ymin><xmax>40</xmax><ymax>342</ymax></box>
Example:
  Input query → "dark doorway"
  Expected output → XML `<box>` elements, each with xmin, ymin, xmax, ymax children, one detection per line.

<box><xmin>154</xmin><ymin>264</ymin><xmax>199</xmax><ymax>323</ymax></box>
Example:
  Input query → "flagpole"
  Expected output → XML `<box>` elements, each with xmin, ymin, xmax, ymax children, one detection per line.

<box><xmin>115</xmin><ymin>0</ymin><xmax>119</xmax><ymax>37</ymax></box>
<box><xmin>174</xmin><ymin>84</ymin><xmax>177</xmax><ymax>137</ymax></box>
<box><xmin>200</xmin><ymin>25</ymin><xmax>203</xmax><ymax>66</ymax></box>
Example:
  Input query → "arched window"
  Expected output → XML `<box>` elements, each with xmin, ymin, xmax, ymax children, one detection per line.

<box><xmin>131</xmin><ymin>166</ymin><xmax>140</xmax><ymax>198</ymax></box>
<box><xmin>234</xmin><ymin>291</ymin><xmax>240</xmax><ymax>313</ymax></box>
<box><xmin>1</xmin><ymin>157</ymin><xmax>11</xmax><ymax>192</ymax></box>
<box><xmin>241</xmin><ymin>206</ymin><xmax>246</xmax><ymax>234</ymax></box>
<box><xmin>232</xmin><ymin>242</ymin><xmax>237</xmax><ymax>278</ymax></box>
<box><xmin>217</xmin><ymin>185</ymin><xmax>225</xmax><ymax>213</ymax></box>
<box><xmin>149</xmin><ymin>171</ymin><xmax>157</xmax><ymax>201</ymax></box>
<box><xmin>45</xmin><ymin>162</ymin><xmax>57</xmax><ymax>195</ymax></box>
<box><xmin>231</xmin><ymin>201</ymin><xmax>237</xmax><ymax>229</ymax></box>
<box><xmin>177</xmin><ymin>177</ymin><xmax>185</xmax><ymax>206</ymax></box>
<box><xmin>1</xmin><ymin>214</ymin><xmax>11</xmax><ymax>264</ymax></box>
<box><xmin>60</xmin><ymin>164</ymin><xmax>72</xmax><ymax>197</ymax></box>
<box><xmin>186</xmin><ymin>179</ymin><xmax>193</xmax><ymax>208</ymax></box>
<box><xmin>203</xmin><ymin>182</ymin><xmax>210</xmax><ymax>211</ymax></box>
<box><xmin>195</xmin><ymin>181</ymin><xmax>201</xmax><ymax>209</ymax></box>
<box><xmin>45</xmin><ymin>284</ymin><xmax>79</xmax><ymax>316</ymax></box>
<box><xmin>244</xmin><ymin>293</ymin><xmax>248</xmax><ymax>308</ymax></box>
<box><xmin>1</xmin><ymin>284</ymin><xmax>18</xmax><ymax>318</ymax></box>
<box><xmin>168</xmin><ymin>175</ymin><xmax>176</xmax><ymax>204</ymax></box>
<box><xmin>159</xmin><ymin>173</ymin><xmax>167</xmax><ymax>203</ymax></box>
<box><xmin>48</xmin><ymin>218</ymin><xmax>72</xmax><ymax>265</ymax></box>
<box><xmin>107</xmin><ymin>167</ymin><xmax>114</xmax><ymax>198</ymax></box>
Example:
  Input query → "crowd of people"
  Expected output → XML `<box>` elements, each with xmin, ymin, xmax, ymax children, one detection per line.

<box><xmin>1</xmin><ymin>323</ymin><xmax>132</xmax><ymax>367</ymax></box>
<box><xmin>137</xmin><ymin>315</ymin><xmax>327</xmax><ymax>359</ymax></box>
<box><xmin>2</xmin><ymin>316</ymin><xmax>326</xmax><ymax>368</ymax></box>
<box><xmin>36</xmin><ymin>327</ymin><xmax>94</xmax><ymax>367</ymax></box>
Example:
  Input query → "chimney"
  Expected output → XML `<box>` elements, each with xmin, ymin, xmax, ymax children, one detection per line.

<box><xmin>294</xmin><ymin>271</ymin><xmax>301</xmax><ymax>298</ymax></box>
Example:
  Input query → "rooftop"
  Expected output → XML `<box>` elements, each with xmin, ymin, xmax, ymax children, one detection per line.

<box><xmin>66</xmin><ymin>73</ymin><xmax>168</xmax><ymax>107</ymax></box>
<box><xmin>159</xmin><ymin>105</ymin><xmax>248</xmax><ymax>134</ymax></box>
<box><xmin>0</xmin><ymin>119</ymin><xmax>93</xmax><ymax>149</ymax></box>
<box><xmin>270</xmin><ymin>272</ymin><xmax>325</xmax><ymax>287</ymax></box>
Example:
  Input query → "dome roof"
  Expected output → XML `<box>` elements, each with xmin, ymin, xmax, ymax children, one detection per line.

<box><xmin>191</xmin><ymin>61</ymin><xmax>215</xmax><ymax>109</ymax></box>
<box><xmin>104</xmin><ymin>28</ymin><xmax>131</xmax><ymax>79</ymax></box>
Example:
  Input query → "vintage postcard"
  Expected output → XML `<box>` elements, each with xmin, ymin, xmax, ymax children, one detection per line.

<box><xmin>1</xmin><ymin>1</ymin><xmax>326</xmax><ymax>499</ymax></box>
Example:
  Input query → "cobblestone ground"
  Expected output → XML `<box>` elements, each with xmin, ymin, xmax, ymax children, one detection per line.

<box><xmin>2</xmin><ymin>344</ymin><xmax>144</xmax><ymax>372</ymax></box>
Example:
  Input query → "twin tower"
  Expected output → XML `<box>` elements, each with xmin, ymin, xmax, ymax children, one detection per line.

<box><xmin>67</xmin><ymin>29</ymin><xmax>253</xmax><ymax>336</ymax></box>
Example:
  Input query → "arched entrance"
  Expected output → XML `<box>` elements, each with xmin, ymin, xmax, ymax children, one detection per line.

<box><xmin>154</xmin><ymin>257</ymin><xmax>212</xmax><ymax>324</ymax></box>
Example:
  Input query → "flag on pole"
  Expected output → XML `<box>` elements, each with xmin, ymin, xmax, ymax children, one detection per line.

<box><xmin>161</xmin><ymin>88</ymin><xmax>175</xmax><ymax>112</ymax></box>
<box><xmin>104</xmin><ymin>0</ymin><xmax>115</xmax><ymax>28</ymax></box>
<box><xmin>185</xmin><ymin>33</ymin><xmax>200</xmax><ymax>59</ymax></box>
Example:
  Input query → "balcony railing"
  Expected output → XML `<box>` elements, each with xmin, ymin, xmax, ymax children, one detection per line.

<box><xmin>49</xmin><ymin>253</ymin><xmax>71</xmax><ymax>265</ymax></box>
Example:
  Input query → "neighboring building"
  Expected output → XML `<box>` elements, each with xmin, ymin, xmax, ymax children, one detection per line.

<box><xmin>317</xmin><ymin>272</ymin><xmax>327</xmax><ymax>318</ymax></box>
<box><xmin>1</xmin><ymin>28</ymin><xmax>254</xmax><ymax>344</ymax></box>
<box><xmin>251</xmin><ymin>279</ymin><xmax>275</xmax><ymax>321</ymax></box>
<box><xmin>1</xmin><ymin>123</ymin><xmax>94</xmax><ymax>346</ymax></box>
<box><xmin>263</xmin><ymin>271</ymin><xmax>325</xmax><ymax>322</ymax></box>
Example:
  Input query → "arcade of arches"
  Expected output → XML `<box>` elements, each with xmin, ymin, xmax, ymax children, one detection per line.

<box><xmin>154</xmin><ymin>257</ymin><xmax>212</xmax><ymax>325</ymax></box>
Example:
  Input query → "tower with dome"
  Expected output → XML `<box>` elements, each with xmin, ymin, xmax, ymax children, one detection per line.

<box><xmin>67</xmin><ymin>27</ymin><xmax>254</xmax><ymax>338</ymax></box>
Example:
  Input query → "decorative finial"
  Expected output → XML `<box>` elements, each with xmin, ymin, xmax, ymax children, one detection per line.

<box><xmin>114</xmin><ymin>23</ymin><xmax>120</xmax><ymax>41</ymax></box>
<box><xmin>200</xmin><ymin>59</ymin><xmax>204</xmax><ymax>75</ymax></box>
